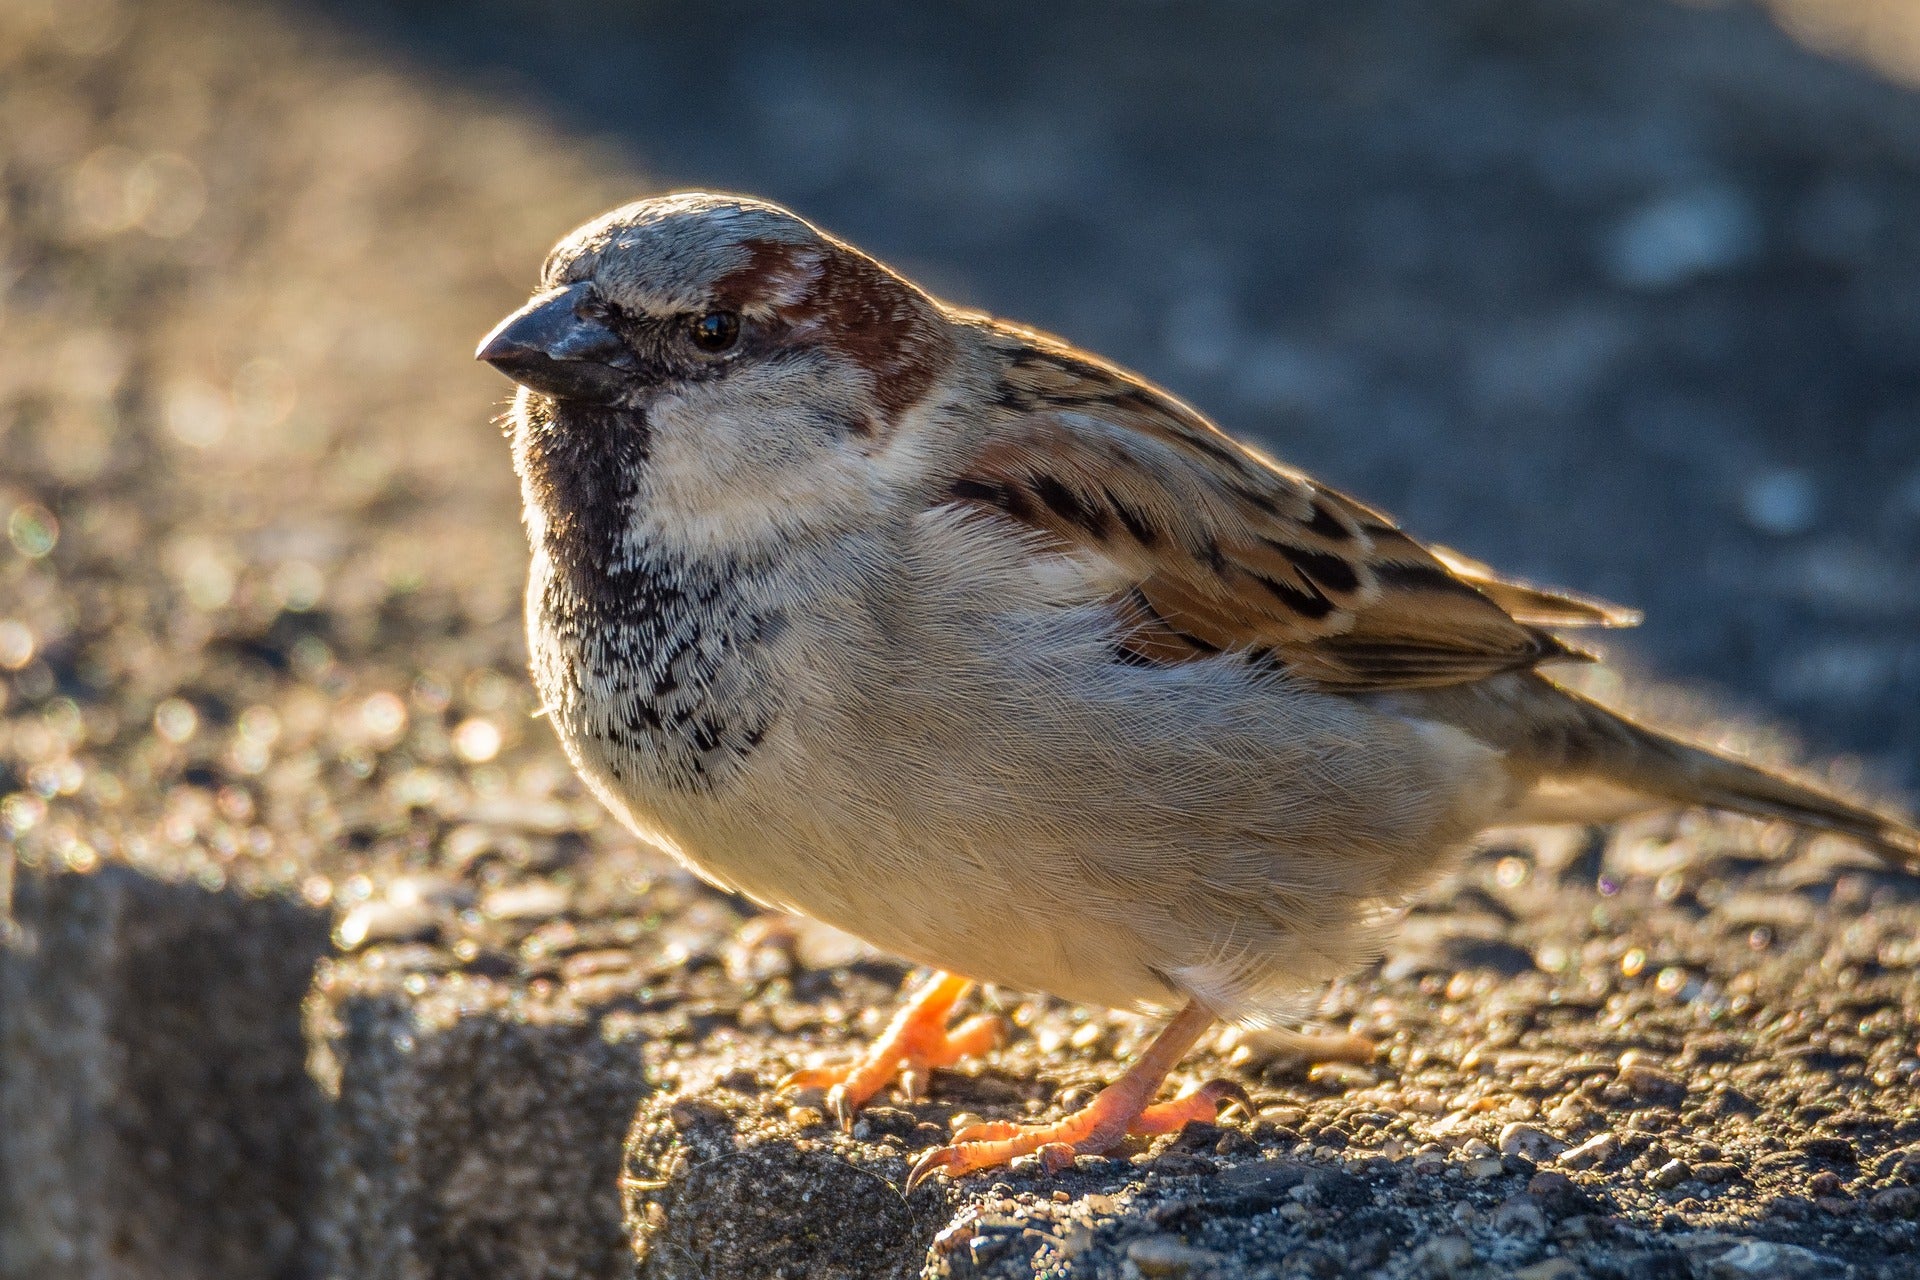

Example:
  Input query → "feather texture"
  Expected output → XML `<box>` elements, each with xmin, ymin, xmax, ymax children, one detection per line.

<box><xmin>937</xmin><ymin>322</ymin><xmax>1625</xmax><ymax>692</ymax></box>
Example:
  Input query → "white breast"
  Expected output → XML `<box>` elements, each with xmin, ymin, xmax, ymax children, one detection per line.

<box><xmin>539</xmin><ymin>507</ymin><xmax>1510</xmax><ymax>1026</ymax></box>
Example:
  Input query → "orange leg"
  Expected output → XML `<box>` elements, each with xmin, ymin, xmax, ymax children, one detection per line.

<box><xmin>782</xmin><ymin>972</ymin><xmax>1004</xmax><ymax>1129</ymax></box>
<box><xmin>905</xmin><ymin>1000</ymin><xmax>1248</xmax><ymax>1191</ymax></box>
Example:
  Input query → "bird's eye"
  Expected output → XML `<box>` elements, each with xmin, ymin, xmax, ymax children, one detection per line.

<box><xmin>687</xmin><ymin>311</ymin><xmax>740</xmax><ymax>353</ymax></box>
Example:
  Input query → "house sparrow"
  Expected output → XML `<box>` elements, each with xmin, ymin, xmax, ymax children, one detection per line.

<box><xmin>478</xmin><ymin>192</ymin><xmax>1919</xmax><ymax>1189</ymax></box>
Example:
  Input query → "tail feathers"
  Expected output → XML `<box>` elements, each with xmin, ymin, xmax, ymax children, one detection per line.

<box><xmin>1637</xmin><ymin>738</ymin><xmax>1920</xmax><ymax>867</ymax></box>
<box><xmin>1555</xmin><ymin>686</ymin><xmax>1920</xmax><ymax>869</ymax></box>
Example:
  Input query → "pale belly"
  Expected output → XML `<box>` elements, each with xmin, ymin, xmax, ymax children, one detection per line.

<box><xmin>527</xmin><ymin>528</ymin><xmax>1510</xmax><ymax>1025</ymax></box>
<box><xmin>553</xmin><ymin>630</ymin><xmax>1508</xmax><ymax>1023</ymax></box>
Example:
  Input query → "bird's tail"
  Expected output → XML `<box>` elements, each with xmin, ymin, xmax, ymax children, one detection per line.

<box><xmin>1416</xmin><ymin>673</ymin><xmax>1920</xmax><ymax>867</ymax></box>
<box><xmin>1534</xmin><ymin>681</ymin><xmax>1920</xmax><ymax>868</ymax></box>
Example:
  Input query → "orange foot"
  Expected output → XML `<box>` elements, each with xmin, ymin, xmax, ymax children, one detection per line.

<box><xmin>781</xmin><ymin>972</ymin><xmax>1004</xmax><ymax>1129</ymax></box>
<box><xmin>906</xmin><ymin>1000</ymin><xmax>1248</xmax><ymax>1191</ymax></box>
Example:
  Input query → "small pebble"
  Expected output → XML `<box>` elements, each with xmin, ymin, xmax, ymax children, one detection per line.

<box><xmin>1126</xmin><ymin>1235</ymin><xmax>1223</xmax><ymax>1276</ymax></box>
<box><xmin>1871</xmin><ymin>1186</ymin><xmax>1920</xmax><ymax>1218</ymax></box>
<box><xmin>1526</xmin><ymin>1170</ymin><xmax>1596</xmax><ymax>1217</ymax></box>
<box><xmin>333</xmin><ymin>897</ymin><xmax>440</xmax><ymax>950</ymax></box>
<box><xmin>1410</xmin><ymin>1235</ymin><xmax>1474</xmax><ymax>1275</ymax></box>
<box><xmin>1796</xmin><ymin>1136</ymin><xmax>1854</xmax><ymax>1163</ymax></box>
<box><xmin>1069</xmin><ymin>1020</ymin><xmax>1106</xmax><ymax>1050</ymax></box>
<box><xmin>1649</xmin><ymin>1158</ymin><xmax>1690</xmax><ymax>1190</ymax></box>
<box><xmin>1492</xmin><ymin>1196</ymin><xmax>1548</xmax><ymax>1236</ymax></box>
<box><xmin>1498</xmin><ymin>1122</ymin><xmax>1567</xmax><ymax>1163</ymax></box>
<box><xmin>1306</xmin><ymin>1062</ymin><xmax>1377</xmax><ymax>1091</ymax></box>
<box><xmin>480</xmin><ymin>880</ymin><xmax>570</xmax><ymax>921</ymax></box>
<box><xmin>1513</xmin><ymin>1260</ymin><xmax>1580</xmax><ymax>1280</ymax></box>
<box><xmin>1557</xmin><ymin>1132</ymin><xmax>1618</xmax><ymax>1171</ymax></box>
<box><xmin>1707</xmin><ymin>1240</ymin><xmax>1842</xmax><ymax>1279</ymax></box>
<box><xmin>1617</xmin><ymin>1063</ymin><xmax>1686</xmax><ymax>1107</ymax></box>
<box><xmin>968</xmin><ymin>1235</ymin><xmax>1012</xmax><ymax>1267</ymax></box>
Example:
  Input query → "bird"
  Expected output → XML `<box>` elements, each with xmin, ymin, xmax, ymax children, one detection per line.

<box><xmin>476</xmin><ymin>191</ymin><xmax>1920</xmax><ymax>1191</ymax></box>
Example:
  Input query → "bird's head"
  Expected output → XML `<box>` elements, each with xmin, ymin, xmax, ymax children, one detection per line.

<box><xmin>481</xmin><ymin>193</ymin><xmax>957</xmax><ymax>551</ymax></box>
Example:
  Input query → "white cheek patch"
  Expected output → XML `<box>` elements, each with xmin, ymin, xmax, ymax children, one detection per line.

<box><xmin>623</xmin><ymin>379</ymin><xmax>885</xmax><ymax>561</ymax></box>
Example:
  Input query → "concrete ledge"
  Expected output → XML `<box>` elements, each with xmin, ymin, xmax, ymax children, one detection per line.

<box><xmin>309</xmin><ymin>968</ymin><xmax>655</xmax><ymax>1280</ymax></box>
<box><xmin>8</xmin><ymin>829</ymin><xmax>1920</xmax><ymax>1280</ymax></box>
<box><xmin>0</xmin><ymin>864</ymin><xmax>330</xmax><ymax>1280</ymax></box>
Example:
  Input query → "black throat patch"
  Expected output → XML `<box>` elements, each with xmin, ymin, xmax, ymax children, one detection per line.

<box><xmin>515</xmin><ymin>397</ymin><xmax>650</xmax><ymax>599</ymax></box>
<box><xmin>515</xmin><ymin>397</ymin><xmax>778</xmax><ymax>792</ymax></box>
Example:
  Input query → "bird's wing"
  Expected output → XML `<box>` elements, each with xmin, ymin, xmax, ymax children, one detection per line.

<box><xmin>1423</xmin><ymin>544</ymin><xmax>1642</xmax><ymax>629</ymax></box>
<box><xmin>937</xmin><ymin>322</ymin><xmax>1638</xmax><ymax>694</ymax></box>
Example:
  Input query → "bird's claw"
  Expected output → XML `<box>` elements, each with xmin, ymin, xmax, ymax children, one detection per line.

<box><xmin>776</xmin><ymin>974</ymin><xmax>1003</xmax><ymax>1131</ymax></box>
<box><xmin>905</xmin><ymin>1143</ymin><xmax>973</xmax><ymax>1194</ymax></box>
<box><xmin>778</xmin><ymin>1065</ymin><xmax>848</xmax><ymax>1092</ymax></box>
<box><xmin>1205</xmin><ymin>1077</ymin><xmax>1255</xmax><ymax>1119</ymax></box>
<box><xmin>905</xmin><ymin>1074</ymin><xmax>1253</xmax><ymax>1190</ymax></box>
<box><xmin>950</xmin><ymin>1117</ymin><xmax>1026</xmax><ymax>1144</ymax></box>
<box><xmin>825</xmin><ymin>1083</ymin><xmax>856</xmax><ymax>1130</ymax></box>
<box><xmin>904</xmin><ymin>1131</ymin><xmax>1089</xmax><ymax>1192</ymax></box>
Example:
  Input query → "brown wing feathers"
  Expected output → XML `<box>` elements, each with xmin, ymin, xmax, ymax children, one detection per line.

<box><xmin>943</xmin><ymin>327</ymin><xmax>1625</xmax><ymax>693</ymax></box>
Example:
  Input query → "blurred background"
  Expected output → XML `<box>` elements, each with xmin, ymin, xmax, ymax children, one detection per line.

<box><xmin>2</xmin><ymin>0</ymin><xmax>1918</xmax><ymax>855</ymax></box>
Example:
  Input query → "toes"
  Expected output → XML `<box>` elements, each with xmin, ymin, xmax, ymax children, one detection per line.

<box><xmin>929</xmin><ymin>1013</ymin><xmax>1006</xmax><ymax>1065</ymax></box>
<box><xmin>906</xmin><ymin>1134</ymin><xmax>1061</xmax><ymax>1192</ymax></box>
<box><xmin>825</xmin><ymin>1083</ymin><xmax>857</xmax><ymax>1131</ymax></box>
<box><xmin>1200</xmin><ymin>1077</ymin><xmax>1254</xmax><ymax>1119</ymax></box>
<box><xmin>904</xmin><ymin>1127</ymin><xmax>1098</xmax><ymax>1191</ymax></box>
<box><xmin>951</xmin><ymin>1119</ymin><xmax>1027</xmax><ymax>1143</ymax></box>
<box><xmin>905</xmin><ymin>1143</ymin><xmax>974</xmax><ymax>1193</ymax></box>
<box><xmin>779</xmin><ymin>1066</ymin><xmax>849</xmax><ymax>1092</ymax></box>
<box><xmin>1129</xmin><ymin>1077</ymin><xmax>1256</xmax><ymax>1136</ymax></box>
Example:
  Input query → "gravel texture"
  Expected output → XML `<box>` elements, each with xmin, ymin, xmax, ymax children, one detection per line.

<box><xmin>613</xmin><ymin>823</ymin><xmax>1920</xmax><ymax>1279</ymax></box>
<box><xmin>3</xmin><ymin>0</ymin><xmax>1920</xmax><ymax>1277</ymax></box>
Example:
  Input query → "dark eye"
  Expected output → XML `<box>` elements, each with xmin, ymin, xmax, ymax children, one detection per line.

<box><xmin>687</xmin><ymin>311</ymin><xmax>740</xmax><ymax>353</ymax></box>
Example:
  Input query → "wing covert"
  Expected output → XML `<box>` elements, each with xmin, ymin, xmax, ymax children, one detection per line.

<box><xmin>938</xmin><ymin>324</ymin><xmax>1632</xmax><ymax>693</ymax></box>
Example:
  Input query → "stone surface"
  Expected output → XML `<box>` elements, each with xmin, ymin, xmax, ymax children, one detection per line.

<box><xmin>0</xmin><ymin>864</ymin><xmax>329</xmax><ymax>1280</ymax></box>
<box><xmin>304</xmin><ymin>842</ymin><xmax>705</xmax><ymax>1280</ymax></box>
<box><xmin>610</xmin><ymin>866</ymin><xmax>1920</xmax><ymax>1275</ymax></box>
<box><xmin>311</xmin><ymin>980</ymin><xmax>652</xmax><ymax>1280</ymax></box>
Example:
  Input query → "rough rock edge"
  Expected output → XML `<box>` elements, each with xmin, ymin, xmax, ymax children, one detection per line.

<box><xmin>0</xmin><ymin>864</ymin><xmax>330</xmax><ymax>1280</ymax></box>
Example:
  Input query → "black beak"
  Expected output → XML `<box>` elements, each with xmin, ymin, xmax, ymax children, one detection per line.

<box><xmin>476</xmin><ymin>282</ymin><xmax>637</xmax><ymax>404</ymax></box>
